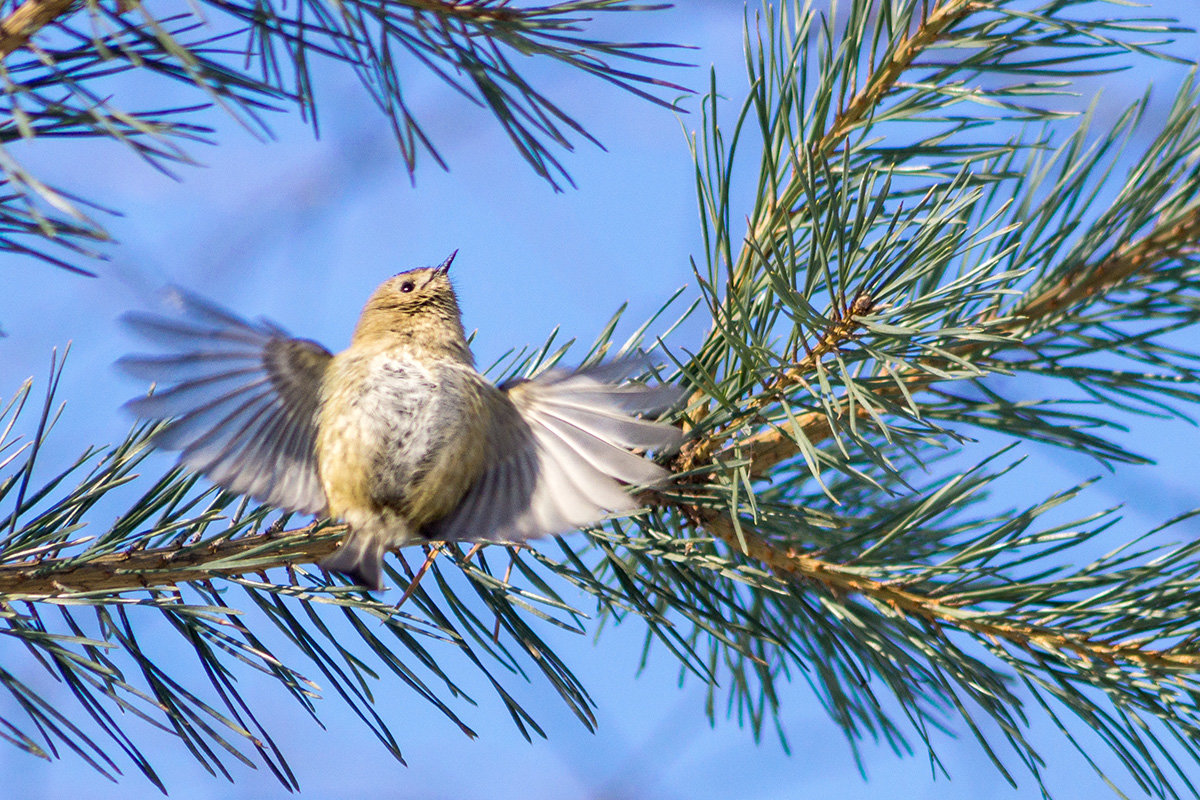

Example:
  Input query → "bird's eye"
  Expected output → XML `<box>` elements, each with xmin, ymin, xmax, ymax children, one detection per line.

<box><xmin>400</xmin><ymin>281</ymin><xmax>415</xmax><ymax>293</ymax></box>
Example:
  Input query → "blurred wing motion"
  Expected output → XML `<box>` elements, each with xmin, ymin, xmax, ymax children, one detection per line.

<box><xmin>119</xmin><ymin>288</ymin><xmax>332</xmax><ymax>515</ymax></box>
<box><xmin>427</xmin><ymin>361</ymin><xmax>683</xmax><ymax>543</ymax></box>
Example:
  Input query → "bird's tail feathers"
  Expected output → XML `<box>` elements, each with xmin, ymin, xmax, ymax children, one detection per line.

<box><xmin>320</xmin><ymin>534</ymin><xmax>386</xmax><ymax>592</ymax></box>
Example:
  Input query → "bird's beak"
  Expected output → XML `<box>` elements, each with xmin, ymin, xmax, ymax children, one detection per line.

<box><xmin>435</xmin><ymin>250</ymin><xmax>458</xmax><ymax>276</ymax></box>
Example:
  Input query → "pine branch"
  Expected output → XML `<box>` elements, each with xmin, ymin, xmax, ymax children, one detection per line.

<box><xmin>740</xmin><ymin>0</ymin><xmax>983</xmax><ymax>275</ymax></box>
<box><xmin>6</xmin><ymin>0</ymin><xmax>1200</xmax><ymax>792</ymax></box>
<box><xmin>1019</xmin><ymin>203</ymin><xmax>1200</xmax><ymax>320</ymax></box>
<box><xmin>820</xmin><ymin>0</ymin><xmax>982</xmax><ymax>155</ymax></box>
<box><xmin>667</xmin><ymin>1</ymin><xmax>1200</xmax><ymax>788</ymax></box>
<box><xmin>720</xmin><ymin>202</ymin><xmax>1200</xmax><ymax>477</ymax></box>
<box><xmin>682</xmin><ymin>504</ymin><xmax>1200</xmax><ymax>673</ymax></box>
<box><xmin>0</xmin><ymin>0</ymin><xmax>687</xmax><ymax>277</ymax></box>
<box><xmin>0</xmin><ymin>521</ymin><xmax>342</xmax><ymax>595</ymax></box>
<box><xmin>664</xmin><ymin>0</ymin><xmax>1200</xmax><ymax>687</ymax></box>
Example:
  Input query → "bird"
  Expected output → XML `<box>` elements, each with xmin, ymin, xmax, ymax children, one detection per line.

<box><xmin>118</xmin><ymin>252</ymin><xmax>683</xmax><ymax>590</ymax></box>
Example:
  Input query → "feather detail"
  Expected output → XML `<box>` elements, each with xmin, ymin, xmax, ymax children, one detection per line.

<box><xmin>427</xmin><ymin>360</ymin><xmax>683</xmax><ymax>543</ymax></box>
<box><xmin>120</xmin><ymin>288</ymin><xmax>332</xmax><ymax>515</ymax></box>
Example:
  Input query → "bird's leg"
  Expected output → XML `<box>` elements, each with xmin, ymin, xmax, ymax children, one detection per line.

<box><xmin>393</xmin><ymin>543</ymin><xmax>443</xmax><ymax>610</ymax></box>
<box><xmin>492</xmin><ymin>547</ymin><xmax>518</xmax><ymax>643</ymax></box>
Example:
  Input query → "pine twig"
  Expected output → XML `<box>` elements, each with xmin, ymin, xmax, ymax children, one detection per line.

<box><xmin>0</xmin><ymin>522</ymin><xmax>342</xmax><ymax>594</ymax></box>
<box><xmin>1019</xmin><ymin>205</ymin><xmax>1200</xmax><ymax>321</ymax></box>
<box><xmin>684</xmin><ymin>503</ymin><xmax>1200</xmax><ymax>671</ymax></box>
<box><xmin>0</xmin><ymin>0</ymin><xmax>77</xmax><ymax>57</ymax></box>
<box><xmin>738</xmin><ymin>0</ymin><xmax>984</xmax><ymax>290</ymax></box>
<box><xmin>730</xmin><ymin>203</ymin><xmax>1200</xmax><ymax>477</ymax></box>
<box><xmin>820</xmin><ymin>0</ymin><xmax>982</xmax><ymax>154</ymax></box>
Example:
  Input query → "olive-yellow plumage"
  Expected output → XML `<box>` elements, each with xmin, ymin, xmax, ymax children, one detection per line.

<box><xmin>120</xmin><ymin>253</ymin><xmax>682</xmax><ymax>590</ymax></box>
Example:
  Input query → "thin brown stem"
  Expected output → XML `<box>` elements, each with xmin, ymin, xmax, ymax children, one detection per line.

<box><xmin>675</xmin><ymin>289</ymin><xmax>875</xmax><ymax>474</ymax></box>
<box><xmin>693</xmin><ymin>0</ymin><xmax>989</xmax><ymax>468</ymax></box>
<box><xmin>1019</xmin><ymin>207</ymin><xmax>1200</xmax><ymax>322</ymax></box>
<box><xmin>399</xmin><ymin>0</ymin><xmax>524</xmax><ymax>24</ymax></box>
<box><xmin>662</xmin><ymin>205</ymin><xmax>1200</xmax><ymax>675</ymax></box>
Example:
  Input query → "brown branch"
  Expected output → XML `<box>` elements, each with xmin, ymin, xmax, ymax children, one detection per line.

<box><xmin>821</xmin><ymin>0</ymin><xmax>983</xmax><ymax>160</ymax></box>
<box><xmin>708</xmin><ymin>0</ymin><xmax>1200</xmax><ymax>479</ymax></box>
<box><xmin>0</xmin><ymin>0</ymin><xmax>536</xmax><ymax>61</ymax></box>
<box><xmin>0</xmin><ymin>0</ymin><xmax>76</xmax><ymax>58</ymax></box>
<box><xmin>687</xmin><ymin>0</ymin><xmax>992</xmax><ymax>469</ymax></box>
<box><xmin>400</xmin><ymin>0</ymin><xmax>528</xmax><ymax>24</ymax></box>
<box><xmin>675</xmin><ymin>288</ymin><xmax>876</xmax><ymax>474</ymax></box>
<box><xmin>666</xmin><ymin>204</ymin><xmax>1200</xmax><ymax>673</ymax></box>
<box><xmin>687</xmin><ymin>504</ymin><xmax>1200</xmax><ymax>671</ymax></box>
<box><xmin>1019</xmin><ymin>207</ymin><xmax>1200</xmax><ymax>321</ymax></box>
<box><xmin>0</xmin><ymin>523</ymin><xmax>343</xmax><ymax>595</ymax></box>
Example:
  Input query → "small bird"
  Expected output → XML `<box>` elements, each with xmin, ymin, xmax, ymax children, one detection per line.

<box><xmin>119</xmin><ymin>252</ymin><xmax>682</xmax><ymax>590</ymax></box>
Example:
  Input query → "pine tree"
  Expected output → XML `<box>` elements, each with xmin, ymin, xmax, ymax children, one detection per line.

<box><xmin>3</xmin><ymin>0</ymin><xmax>1200</xmax><ymax>795</ymax></box>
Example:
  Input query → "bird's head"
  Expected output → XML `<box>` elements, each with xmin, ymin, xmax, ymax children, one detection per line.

<box><xmin>351</xmin><ymin>251</ymin><xmax>471</xmax><ymax>362</ymax></box>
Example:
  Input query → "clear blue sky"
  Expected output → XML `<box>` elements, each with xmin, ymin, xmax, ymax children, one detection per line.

<box><xmin>3</xmin><ymin>2</ymin><xmax>1199</xmax><ymax>798</ymax></box>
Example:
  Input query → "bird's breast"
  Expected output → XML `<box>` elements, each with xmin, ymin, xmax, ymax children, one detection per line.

<box><xmin>316</xmin><ymin>349</ymin><xmax>488</xmax><ymax>530</ymax></box>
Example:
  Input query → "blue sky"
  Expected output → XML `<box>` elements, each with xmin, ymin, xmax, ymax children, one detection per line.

<box><xmin>3</xmin><ymin>2</ymin><xmax>1200</xmax><ymax>798</ymax></box>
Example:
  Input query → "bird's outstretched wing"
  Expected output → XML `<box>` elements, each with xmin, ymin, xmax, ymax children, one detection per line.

<box><xmin>426</xmin><ymin>360</ymin><xmax>683</xmax><ymax>543</ymax></box>
<box><xmin>119</xmin><ymin>288</ymin><xmax>332</xmax><ymax>515</ymax></box>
